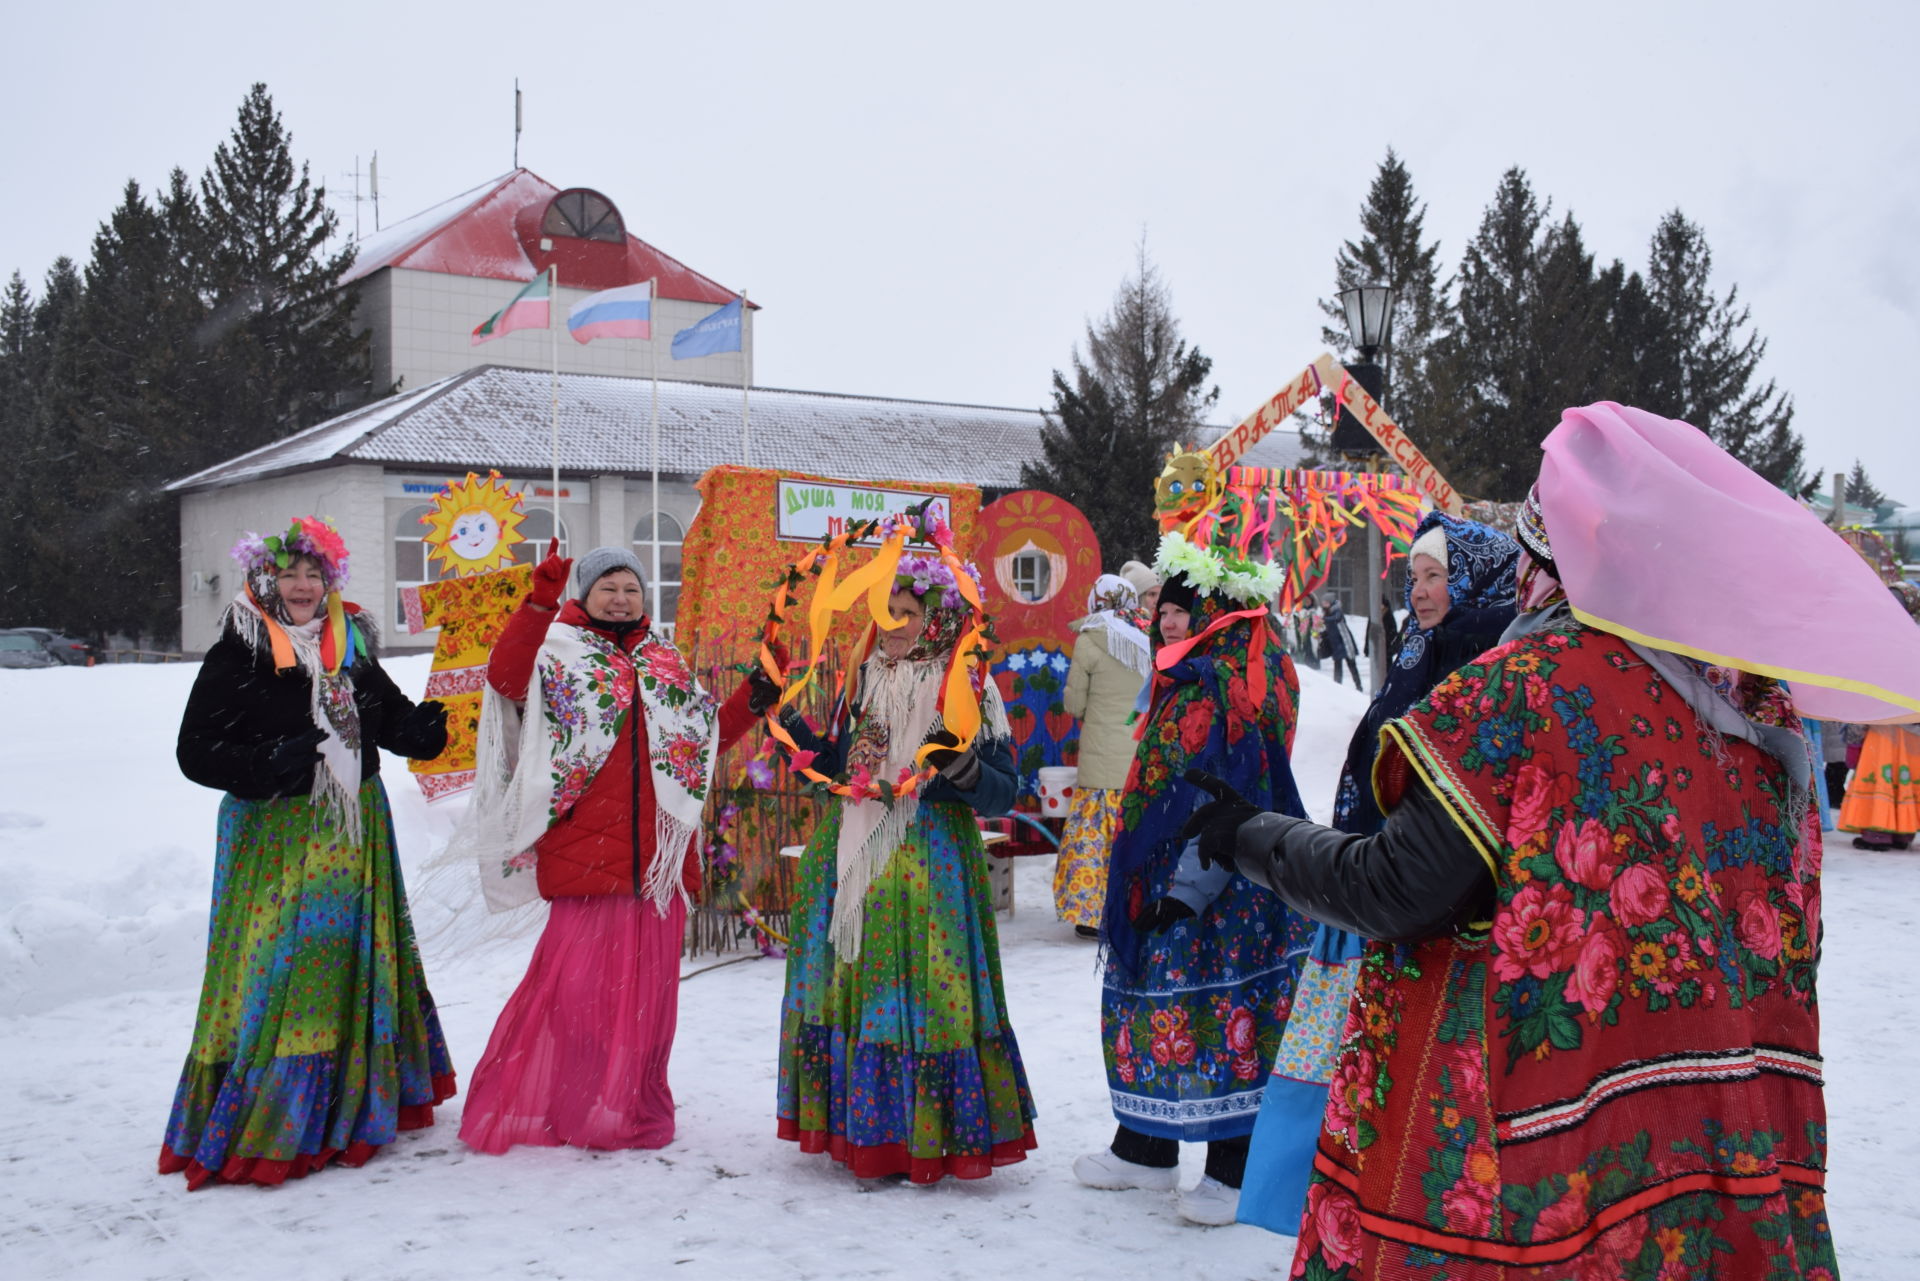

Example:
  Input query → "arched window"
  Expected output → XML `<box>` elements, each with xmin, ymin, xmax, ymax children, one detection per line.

<box><xmin>394</xmin><ymin>503</ymin><xmax>456</xmax><ymax>621</ymax></box>
<box><xmin>1008</xmin><ymin>550</ymin><xmax>1052</xmax><ymax>603</ymax></box>
<box><xmin>632</xmin><ymin>511</ymin><xmax>685</xmax><ymax>631</ymax></box>
<box><xmin>510</xmin><ymin>507</ymin><xmax>570</xmax><ymax>567</ymax></box>
<box><xmin>542</xmin><ymin>189</ymin><xmax>624</xmax><ymax>243</ymax></box>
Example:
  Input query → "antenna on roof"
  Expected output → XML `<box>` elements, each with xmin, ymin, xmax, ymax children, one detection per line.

<box><xmin>369</xmin><ymin>151</ymin><xmax>381</xmax><ymax>232</ymax></box>
<box><xmin>514</xmin><ymin>80</ymin><xmax>523</xmax><ymax>169</ymax></box>
<box><xmin>341</xmin><ymin>156</ymin><xmax>369</xmax><ymax>242</ymax></box>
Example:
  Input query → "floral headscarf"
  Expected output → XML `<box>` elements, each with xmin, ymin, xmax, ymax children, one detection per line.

<box><xmin>231</xmin><ymin>516</ymin><xmax>352</xmax><ymax>625</ymax></box>
<box><xmin>1077</xmin><ymin>573</ymin><xmax>1151</xmax><ymax>677</ymax></box>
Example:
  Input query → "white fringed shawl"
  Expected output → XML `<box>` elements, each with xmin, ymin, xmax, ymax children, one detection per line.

<box><xmin>448</xmin><ymin>623</ymin><xmax>718</xmax><ymax>914</ymax></box>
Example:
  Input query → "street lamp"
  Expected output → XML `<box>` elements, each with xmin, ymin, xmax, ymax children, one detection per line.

<box><xmin>1331</xmin><ymin>283</ymin><xmax>1396</xmax><ymax>692</ymax></box>
<box><xmin>1340</xmin><ymin>283</ymin><xmax>1396</xmax><ymax>362</ymax></box>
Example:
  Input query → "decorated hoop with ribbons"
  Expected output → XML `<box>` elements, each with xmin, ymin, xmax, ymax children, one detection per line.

<box><xmin>759</xmin><ymin>501</ymin><xmax>994</xmax><ymax>803</ymax></box>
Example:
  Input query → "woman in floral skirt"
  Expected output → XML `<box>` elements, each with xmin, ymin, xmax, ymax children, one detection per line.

<box><xmin>1074</xmin><ymin>532</ymin><xmax>1312</xmax><ymax>1227</ymax></box>
<box><xmin>1054</xmin><ymin>574</ymin><xmax>1152</xmax><ymax>935</ymax></box>
<box><xmin>774</xmin><ymin>553</ymin><xmax>1035</xmax><ymax>1183</ymax></box>
<box><xmin>164</xmin><ymin>516</ymin><xmax>454</xmax><ymax>1188</ymax></box>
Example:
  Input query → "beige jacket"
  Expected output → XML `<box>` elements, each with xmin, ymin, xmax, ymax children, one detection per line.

<box><xmin>1063</xmin><ymin>625</ymin><xmax>1147</xmax><ymax>791</ymax></box>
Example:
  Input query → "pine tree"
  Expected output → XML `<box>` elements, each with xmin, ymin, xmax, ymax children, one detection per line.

<box><xmin>1437</xmin><ymin>168</ymin><xmax>1554</xmax><ymax>498</ymax></box>
<box><xmin>1022</xmin><ymin>245</ymin><xmax>1218</xmax><ymax>566</ymax></box>
<box><xmin>198</xmin><ymin>83</ymin><xmax>368</xmax><ymax>455</ymax></box>
<box><xmin>33</xmin><ymin>181</ymin><xmax>210</xmax><ymax>641</ymax></box>
<box><xmin>1646</xmin><ymin>210</ymin><xmax>1803</xmax><ymax>486</ymax></box>
<box><xmin>1844</xmin><ymin>459</ymin><xmax>1887</xmax><ymax>512</ymax></box>
<box><xmin>0</xmin><ymin>272</ymin><xmax>37</xmax><ymax>625</ymax></box>
<box><xmin>1313</xmin><ymin>149</ymin><xmax>1451</xmax><ymax>463</ymax></box>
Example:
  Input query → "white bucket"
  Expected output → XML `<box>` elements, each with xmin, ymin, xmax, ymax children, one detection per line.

<box><xmin>1037</xmin><ymin>766</ymin><xmax>1079</xmax><ymax>817</ymax></box>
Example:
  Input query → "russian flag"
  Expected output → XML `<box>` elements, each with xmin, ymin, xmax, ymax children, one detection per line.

<box><xmin>472</xmin><ymin>272</ymin><xmax>553</xmax><ymax>345</ymax></box>
<box><xmin>567</xmin><ymin>281</ymin><xmax>654</xmax><ymax>344</ymax></box>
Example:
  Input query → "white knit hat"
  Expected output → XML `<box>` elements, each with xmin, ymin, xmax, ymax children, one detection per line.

<box><xmin>1408</xmin><ymin>524</ymin><xmax>1448</xmax><ymax>571</ymax></box>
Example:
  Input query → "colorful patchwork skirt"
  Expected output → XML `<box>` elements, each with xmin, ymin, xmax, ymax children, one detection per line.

<box><xmin>1052</xmin><ymin>786</ymin><xmax>1121</xmax><ymax>928</ymax></box>
<box><xmin>159</xmin><ymin>780</ymin><xmax>456</xmax><ymax>1188</ymax></box>
<box><xmin>777</xmin><ymin>801</ymin><xmax>1037</xmax><ymax>1183</ymax></box>
<box><xmin>1237</xmin><ymin>923</ymin><xmax>1365</xmax><ymax>1234</ymax></box>
<box><xmin>1838</xmin><ymin>725</ymin><xmax>1920</xmax><ymax>836</ymax></box>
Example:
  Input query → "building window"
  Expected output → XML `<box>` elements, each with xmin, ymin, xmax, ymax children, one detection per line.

<box><xmin>543</xmin><ymin>189</ymin><xmax>624</xmax><ymax>243</ymax></box>
<box><xmin>510</xmin><ymin>507</ymin><xmax>571</xmax><ymax>567</ymax></box>
<box><xmin>632</xmin><ymin>511</ymin><xmax>684</xmax><ymax>632</ymax></box>
<box><xmin>1008</xmin><ymin>550</ymin><xmax>1052</xmax><ymax>603</ymax></box>
<box><xmin>394</xmin><ymin>503</ymin><xmax>456</xmax><ymax>621</ymax></box>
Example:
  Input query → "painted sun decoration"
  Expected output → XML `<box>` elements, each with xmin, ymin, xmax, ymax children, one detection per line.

<box><xmin>419</xmin><ymin>470</ymin><xmax>528</xmax><ymax>577</ymax></box>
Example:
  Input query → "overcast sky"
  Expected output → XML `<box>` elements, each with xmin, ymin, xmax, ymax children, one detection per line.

<box><xmin>5</xmin><ymin>0</ymin><xmax>1914</xmax><ymax>502</ymax></box>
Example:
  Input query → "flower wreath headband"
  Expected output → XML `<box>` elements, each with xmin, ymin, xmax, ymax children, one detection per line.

<box><xmin>1143</xmin><ymin>529</ymin><xmax>1287</xmax><ymax>719</ymax></box>
<box><xmin>760</xmin><ymin>500</ymin><xmax>994</xmax><ymax>803</ymax></box>
<box><xmin>230</xmin><ymin>516</ymin><xmax>360</xmax><ymax>675</ymax></box>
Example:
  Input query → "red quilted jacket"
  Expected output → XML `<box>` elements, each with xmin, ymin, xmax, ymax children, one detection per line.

<box><xmin>488</xmin><ymin>598</ymin><xmax>758</xmax><ymax>899</ymax></box>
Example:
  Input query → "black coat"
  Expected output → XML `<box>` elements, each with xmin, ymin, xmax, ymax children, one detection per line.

<box><xmin>177</xmin><ymin>629</ymin><xmax>446</xmax><ymax>798</ymax></box>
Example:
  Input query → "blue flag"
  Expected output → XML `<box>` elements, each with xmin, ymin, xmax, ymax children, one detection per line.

<box><xmin>672</xmin><ymin>297</ymin><xmax>744</xmax><ymax>359</ymax></box>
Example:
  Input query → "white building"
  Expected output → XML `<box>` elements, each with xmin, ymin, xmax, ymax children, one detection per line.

<box><xmin>169</xmin><ymin>167</ymin><xmax>1303</xmax><ymax>655</ymax></box>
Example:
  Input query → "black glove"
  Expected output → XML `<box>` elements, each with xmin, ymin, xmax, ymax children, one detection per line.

<box><xmin>1180</xmin><ymin>769</ymin><xmax>1261</xmax><ymax>873</ymax></box>
<box><xmin>746</xmin><ymin>667</ymin><xmax>781</xmax><ymax>717</ymax></box>
<box><xmin>925</xmin><ymin>730</ymin><xmax>982</xmax><ymax>789</ymax></box>
<box><xmin>1134</xmin><ymin>897</ymin><xmax>1196</xmax><ymax>933</ymax></box>
<box><xmin>923</xmin><ymin>729</ymin><xmax>965</xmax><ymax>770</ymax></box>
<box><xmin>267</xmin><ymin>726</ymin><xmax>327</xmax><ymax>785</ymax></box>
<box><xmin>404</xmin><ymin>700</ymin><xmax>450</xmax><ymax>758</ymax></box>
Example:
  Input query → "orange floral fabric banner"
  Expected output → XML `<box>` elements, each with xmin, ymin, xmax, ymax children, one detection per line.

<box><xmin>676</xmin><ymin>465</ymin><xmax>982</xmax><ymax>669</ymax></box>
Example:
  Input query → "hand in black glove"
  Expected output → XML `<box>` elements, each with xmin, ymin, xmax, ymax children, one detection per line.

<box><xmin>405</xmin><ymin>699</ymin><xmax>450</xmax><ymax>758</ymax></box>
<box><xmin>1180</xmin><ymin>769</ymin><xmax>1260</xmax><ymax>873</ymax></box>
<box><xmin>923</xmin><ymin>728</ymin><xmax>965</xmax><ymax>770</ymax></box>
<box><xmin>267</xmin><ymin>726</ymin><xmax>327</xmax><ymax>785</ymax></box>
<box><xmin>1134</xmin><ymin>897</ymin><xmax>1196</xmax><ymax>933</ymax></box>
<box><xmin>746</xmin><ymin>667</ymin><xmax>781</xmax><ymax>716</ymax></box>
<box><xmin>923</xmin><ymin>729</ymin><xmax>981</xmax><ymax>788</ymax></box>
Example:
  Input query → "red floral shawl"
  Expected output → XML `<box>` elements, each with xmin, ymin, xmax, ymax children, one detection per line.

<box><xmin>1290</xmin><ymin>624</ymin><xmax>1835</xmax><ymax>1279</ymax></box>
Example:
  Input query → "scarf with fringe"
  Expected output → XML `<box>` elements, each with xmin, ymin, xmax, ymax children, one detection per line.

<box><xmin>221</xmin><ymin>590</ymin><xmax>369</xmax><ymax>842</ymax></box>
<box><xmin>1074</xmin><ymin>573</ymin><xmax>1151</xmax><ymax>678</ymax></box>
<box><xmin>452</xmin><ymin>622</ymin><xmax>718</xmax><ymax>914</ymax></box>
<box><xmin>828</xmin><ymin>650</ymin><xmax>1011</xmax><ymax>963</ymax></box>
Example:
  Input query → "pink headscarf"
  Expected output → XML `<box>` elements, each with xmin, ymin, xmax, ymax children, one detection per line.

<box><xmin>1539</xmin><ymin>403</ymin><xmax>1920</xmax><ymax>725</ymax></box>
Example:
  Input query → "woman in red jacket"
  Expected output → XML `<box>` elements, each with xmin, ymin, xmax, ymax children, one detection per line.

<box><xmin>454</xmin><ymin>543</ymin><xmax>763</xmax><ymax>1153</ymax></box>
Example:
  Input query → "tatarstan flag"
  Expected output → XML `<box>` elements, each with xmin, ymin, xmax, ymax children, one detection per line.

<box><xmin>471</xmin><ymin>272</ymin><xmax>552</xmax><ymax>345</ymax></box>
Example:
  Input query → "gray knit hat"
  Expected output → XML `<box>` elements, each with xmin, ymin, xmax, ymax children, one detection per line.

<box><xmin>573</xmin><ymin>546</ymin><xmax>649</xmax><ymax>599</ymax></box>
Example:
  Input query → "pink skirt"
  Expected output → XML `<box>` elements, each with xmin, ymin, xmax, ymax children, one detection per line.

<box><xmin>460</xmin><ymin>895</ymin><xmax>685</xmax><ymax>1154</ymax></box>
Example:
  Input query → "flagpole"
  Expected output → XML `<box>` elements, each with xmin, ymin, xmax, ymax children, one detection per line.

<box><xmin>549</xmin><ymin>264</ymin><xmax>561</xmax><ymax>534</ymax></box>
<box><xmin>740</xmin><ymin>288</ymin><xmax>751</xmax><ymax>467</ymax></box>
<box><xmin>649</xmin><ymin>277</ymin><xmax>661</xmax><ymax>627</ymax></box>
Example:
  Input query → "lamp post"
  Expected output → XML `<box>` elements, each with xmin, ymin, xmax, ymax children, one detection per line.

<box><xmin>1334</xmin><ymin>283</ymin><xmax>1395</xmax><ymax>692</ymax></box>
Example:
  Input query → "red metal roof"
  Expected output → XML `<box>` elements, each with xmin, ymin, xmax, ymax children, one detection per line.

<box><xmin>341</xmin><ymin>169</ymin><xmax>746</xmax><ymax>305</ymax></box>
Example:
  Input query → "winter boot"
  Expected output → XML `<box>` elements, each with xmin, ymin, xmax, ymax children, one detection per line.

<box><xmin>1072</xmin><ymin>1148</ymin><xmax>1177</xmax><ymax>1192</ymax></box>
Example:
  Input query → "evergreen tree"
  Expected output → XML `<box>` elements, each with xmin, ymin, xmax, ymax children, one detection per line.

<box><xmin>1845</xmin><ymin>459</ymin><xmax>1887</xmax><ymax>512</ymax></box>
<box><xmin>198</xmin><ymin>82</ymin><xmax>368</xmax><ymax>456</ymax></box>
<box><xmin>1646</xmin><ymin>210</ymin><xmax>1803</xmax><ymax>485</ymax></box>
<box><xmin>1437</xmin><ymin>167</ymin><xmax>1554</xmax><ymax>498</ymax></box>
<box><xmin>0</xmin><ymin>272</ymin><xmax>37</xmax><ymax>624</ymax></box>
<box><xmin>1312</xmin><ymin>148</ymin><xmax>1451</xmax><ymax>462</ymax></box>
<box><xmin>1023</xmin><ymin>245</ymin><xmax>1218</xmax><ymax>566</ymax></box>
<box><xmin>33</xmin><ymin>181</ymin><xmax>209</xmax><ymax>641</ymax></box>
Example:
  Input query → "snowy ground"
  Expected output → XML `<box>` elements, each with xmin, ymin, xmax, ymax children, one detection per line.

<box><xmin>1</xmin><ymin>659</ymin><xmax>1915</xmax><ymax>1280</ymax></box>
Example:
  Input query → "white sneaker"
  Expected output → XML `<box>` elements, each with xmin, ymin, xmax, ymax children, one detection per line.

<box><xmin>1176</xmin><ymin>1175</ymin><xmax>1241</xmax><ymax>1226</ymax></box>
<box><xmin>1072</xmin><ymin>1148</ymin><xmax>1178</xmax><ymax>1192</ymax></box>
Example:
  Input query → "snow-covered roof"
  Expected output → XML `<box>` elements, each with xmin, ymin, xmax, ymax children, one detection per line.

<box><xmin>1200</xmin><ymin>421</ymin><xmax>1307</xmax><ymax>472</ymax></box>
<box><xmin>341</xmin><ymin>169</ymin><xmax>742</xmax><ymax>304</ymax></box>
<box><xmin>169</xmin><ymin>367</ymin><xmax>1055</xmax><ymax>493</ymax></box>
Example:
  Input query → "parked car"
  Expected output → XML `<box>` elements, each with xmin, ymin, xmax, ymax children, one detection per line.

<box><xmin>0</xmin><ymin>631</ymin><xmax>60</xmax><ymax>669</ymax></box>
<box><xmin>12</xmin><ymin>627</ymin><xmax>96</xmax><ymax>666</ymax></box>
